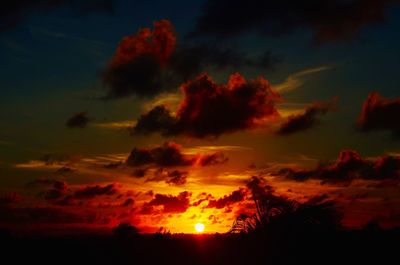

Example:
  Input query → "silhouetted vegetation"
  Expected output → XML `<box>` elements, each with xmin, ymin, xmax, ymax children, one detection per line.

<box><xmin>112</xmin><ymin>222</ymin><xmax>139</xmax><ymax>237</ymax></box>
<box><xmin>230</xmin><ymin>191</ymin><xmax>341</xmax><ymax>234</ymax></box>
<box><xmin>1</xmin><ymin>194</ymin><xmax>398</xmax><ymax>265</ymax></box>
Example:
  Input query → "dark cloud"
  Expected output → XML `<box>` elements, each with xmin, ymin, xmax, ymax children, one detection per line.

<box><xmin>102</xmin><ymin>20</ymin><xmax>280</xmax><ymax>99</ymax></box>
<box><xmin>103</xmin><ymin>161</ymin><xmax>123</xmax><ymax>169</ymax></box>
<box><xmin>170</xmin><ymin>44</ymin><xmax>281</xmax><ymax>80</ymax></box>
<box><xmin>121</xmin><ymin>198</ymin><xmax>134</xmax><ymax>207</ymax></box>
<box><xmin>148</xmin><ymin>169</ymin><xmax>188</xmax><ymax>185</ymax></box>
<box><xmin>39</xmin><ymin>153</ymin><xmax>75</xmax><ymax>165</ymax></box>
<box><xmin>26</xmin><ymin>179</ymin><xmax>69</xmax><ymax>202</ymax></box>
<box><xmin>56</xmin><ymin>166</ymin><xmax>75</xmax><ymax>174</ymax></box>
<box><xmin>131</xmin><ymin>168</ymin><xmax>148</xmax><ymax>178</ymax></box>
<box><xmin>275</xmin><ymin>150</ymin><xmax>400</xmax><ymax>185</ymax></box>
<box><xmin>277</xmin><ymin>98</ymin><xmax>337</xmax><ymax>135</ymax></box>
<box><xmin>190</xmin><ymin>0</ymin><xmax>400</xmax><ymax>44</ymax></box>
<box><xmin>133</xmin><ymin>73</ymin><xmax>281</xmax><ymax>138</ymax></box>
<box><xmin>73</xmin><ymin>183</ymin><xmax>119</xmax><ymax>199</ymax></box>
<box><xmin>0</xmin><ymin>193</ymin><xmax>21</xmax><ymax>207</ymax></box>
<box><xmin>26</xmin><ymin>178</ymin><xmax>59</xmax><ymax>187</ymax></box>
<box><xmin>0</xmin><ymin>0</ymin><xmax>114</xmax><ymax>32</ymax></box>
<box><xmin>206</xmin><ymin>188</ymin><xmax>246</xmax><ymax>209</ymax></box>
<box><xmin>165</xmin><ymin>170</ymin><xmax>188</xmax><ymax>185</ymax></box>
<box><xmin>126</xmin><ymin>141</ymin><xmax>228</xmax><ymax>167</ymax></box>
<box><xmin>357</xmin><ymin>92</ymin><xmax>400</xmax><ymax>138</ymax></box>
<box><xmin>0</xmin><ymin>206</ymin><xmax>105</xmax><ymax>225</ymax></box>
<box><xmin>197</xmin><ymin>152</ymin><xmax>228</xmax><ymax>166</ymax></box>
<box><xmin>66</xmin><ymin>111</ymin><xmax>90</xmax><ymax>128</ymax></box>
<box><xmin>126</xmin><ymin>142</ymin><xmax>193</xmax><ymax>167</ymax></box>
<box><xmin>143</xmin><ymin>191</ymin><xmax>191</xmax><ymax>214</ymax></box>
<box><xmin>42</xmin><ymin>180</ymin><xmax>68</xmax><ymax>201</ymax></box>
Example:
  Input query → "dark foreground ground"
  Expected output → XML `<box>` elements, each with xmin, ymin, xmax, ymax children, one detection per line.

<box><xmin>1</xmin><ymin>227</ymin><xmax>399</xmax><ymax>265</ymax></box>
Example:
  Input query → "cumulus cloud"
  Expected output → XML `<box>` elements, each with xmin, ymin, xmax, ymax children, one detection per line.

<box><xmin>190</xmin><ymin>0</ymin><xmax>400</xmax><ymax>44</ymax></box>
<box><xmin>142</xmin><ymin>191</ymin><xmax>191</xmax><ymax>214</ymax></box>
<box><xmin>148</xmin><ymin>169</ymin><xmax>188</xmax><ymax>186</ymax></box>
<box><xmin>0</xmin><ymin>0</ymin><xmax>115</xmax><ymax>32</ymax></box>
<box><xmin>42</xmin><ymin>180</ymin><xmax>68</xmax><ymax>201</ymax></box>
<box><xmin>275</xmin><ymin>150</ymin><xmax>400</xmax><ymax>185</ymax></box>
<box><xmin>277</xmin><ymin>98</ymin><xmax>337</xmax><ymax>135</ymax></box>
<box><xmin>133</xmin><ymin>73</ymin><xmax>281</xmax><ymax>138</ymax></box>
<box><xmin>126</xmin><ymin>141</ymin><xmax>228</xmax><ymax>167</ymax></box>
<box><xmin>357</xmin><ymin>92</ymin><xmax>400</xmax><ymax>138</ymax></box>
<box><xmin>206</xmin><ymin>188</ymin><xmax>247</xmax><ymax>209</ymax></box>
<box><xmin>73</xmin><ymin>183</ymin><xmax>119</xmax><ymax>199</ymax></box>
<box><xmin>102</xmin><ymin>20</ymin><xmax>280</xmax><ymax>99</ymax></box>
<box><xmin>66</xmin><ymin>111</ymin><xmax>90</xmax><ymax>128</ymax></box>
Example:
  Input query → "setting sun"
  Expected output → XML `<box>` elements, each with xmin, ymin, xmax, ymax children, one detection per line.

<box><xmin>195</xmin><ymin>223</ymin><xmax>205</xmax><ymax>233</ymax></box>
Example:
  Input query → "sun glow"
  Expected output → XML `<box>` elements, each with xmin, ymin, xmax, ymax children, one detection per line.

<box><xmin>195</xmin><ymin>223</ymin><xmax>205</xmax><ymax>233</ymax></box>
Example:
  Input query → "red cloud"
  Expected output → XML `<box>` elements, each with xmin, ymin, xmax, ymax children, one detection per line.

<box><xmin>133</xmin><ymin>73</ymin><xmax>281</xmax><ymax>138</ymax></box>
<box><xmin>110</xmin><ymin>20</ymin><xmax>176</xmax><ymax>67</ymax></box>
<box><xmin>357</xmin><ymin>92</ymin><xmax>400</xmax><ymax>138</ymax></box>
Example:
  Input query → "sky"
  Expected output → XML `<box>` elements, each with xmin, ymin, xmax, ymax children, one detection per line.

<box><xmin>1</xmin><ymin>0</ymin><xmax>400</xmax><ymax>234</ymax></box>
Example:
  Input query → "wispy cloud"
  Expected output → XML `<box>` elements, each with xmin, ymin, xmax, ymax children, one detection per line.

<box><xmin>142</xmin><ymin>92</ymin><xmax>183</xmax><ymax>113</ymax></box>
<box><xmin>184</xmin><ymin>145</ymin><xmax>253</xmax><ymax>155</ymax></box>
<box><xmin>92</xmin><ymin>120</ymin><xmax>134</xmax><ymax>129</ymax></box>
<box><xmin>274</xmin><ymin>66</ymin><xmax>332</xmax><ymax>93</ymax></box>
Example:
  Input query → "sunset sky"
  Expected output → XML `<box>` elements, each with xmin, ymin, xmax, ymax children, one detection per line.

<box><xmin>1</xmin><ymin>0</ymin><xmax>400</xmax><ymax>234</ymax></box>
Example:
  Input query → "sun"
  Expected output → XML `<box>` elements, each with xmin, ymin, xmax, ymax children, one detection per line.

<box><xmin>194</xmin><ymin>223</ymin><xmax>205</xmax><ymax>233</ymax></box>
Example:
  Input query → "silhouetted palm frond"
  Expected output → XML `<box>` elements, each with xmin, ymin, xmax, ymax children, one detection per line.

<box><xmin>230</xmin><ymin>192</ymin><xmax>341</xmax><ymax>234</ymax></box>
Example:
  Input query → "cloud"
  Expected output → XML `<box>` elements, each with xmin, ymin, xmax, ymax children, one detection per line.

<box><xmin>357</xmin><ymin>92</ymin><xmax>400</xmax><ymax>138</ymax></box>
<box><xmin>73</xmin><ymin>183</ymin><xmax>119</xmax><ymax>199</ymax></box>
<box><xmin>165</xmin><ymin>170</ymin><xmax>188</xmax><ymax>185</ymax></box>
<box><xmin>190</xmin><ymin>0</ymin><xmax>399</xmax><ymax>44</ymax></box>
<box><xmin>131</xmin><ymin>168</ymin><xmax>148</xmax><ymax>178</ymax></box>
<box><xmin>277</xmin><ymin>98</ymin><xmax>337</xmax><ymax>135</ymax></box>
<box><xmin>273</xmin><ymin>66</ymin><xmax>332</xmax><ymax>93</ymax></box>
<box><xmin>196</xmin><ymin>152</ymin><xmax>229</xmax><ymax>166</ymax></box>
<box><xmin>148</xmin><ymin>169</ymin><xmax>188</xmax><ymax>186</ymax></box>
<box><xmin>133</xmin><ymin>73</ymin><xmax>281</xmax><ymax>138</ymax></box>
<box><xmin>206</xmin><ymin>188</ymin><xmax>246</xmax><ymax>209</ymax></box>
<box><xmin>0</xmin><ymin>206</ymin><xmax>104</xmax><ymax>225</ymax></box>
<box><xmin>121</xmin><ymin>198</ymin><xmax>134</xmax><ymax>207</ymax></box>
<box><xmin>42</xmin><ymin>180</ymin><xmax>68</xmax><ymax>201</ymax></box>
<box><xmin>0</xmin><ymin>192</ymin><xmax>21</xmax><ymax>207</ymax></box>
<box><xmin>142</xmin><ymin>191</ymin><xmax>191</xmax><ymax>214</ymax></box>
<box><xmin>170</xmin><ymin>44</ymin><xmax>280</xmax><ymax>79</ymax></box>
<box><xmin>0</xmin><ymin>0</ymin><xmax>115</xmax><ymax>32</ymax></box>
<box><xmin>126</xmin><ymin>141</ymin><xmax>228</xmax><ymax>167</ymax></box>
<box><xmin>275</xmin><ymin>150</ymin><xmax>400</xmax><ymax>185</ymax></box>
<box><xmin>102</xmin><ymin>20</ymin><xmax>280</xmax><ymax>99</ymax></box>
<box><xmin>66</xmin><ymin>111</ymin><xmax>90</xmax><ymax>128</ymax></box>
<box><xmin>93</xmin><ymin>120</ymin><xmax>132</xmax><ymax>129</ymax></box>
